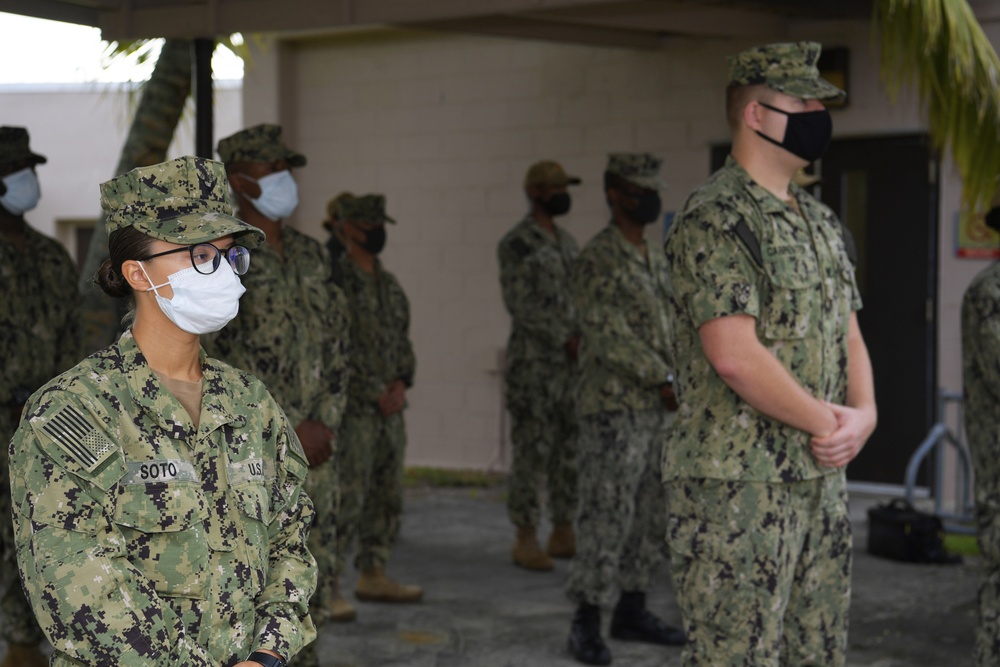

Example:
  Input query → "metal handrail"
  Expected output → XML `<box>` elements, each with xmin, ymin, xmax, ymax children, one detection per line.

<box><xmin>904</xmin><ymin>390</ymin><xmax>976</xmax><ymax>534</ymax></box>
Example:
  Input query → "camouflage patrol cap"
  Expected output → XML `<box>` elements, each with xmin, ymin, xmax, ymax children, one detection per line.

<box><xmin>100</xmin><ymin>156</ymin><xmax>265</xmax><ymax>248</ymax></box>
<box><xmin>728</xmin><ymin>41</ymin><xmax>845</xmax><ymax>101</ymax></box>
<box><xmin>605</xmin><ymin>153</ymin><xmax>667</xmax><ymax>191</ymax></box>
<box><xmin>217</xmin><ymin>123</ymin><xmax>307</xmax><ymax>167</ymax></box>
<box><xmin>337</xmin><ymin>193</ymin><xmax>395</xmax><ymax>224</ymax></box>
<box><xmin>524</xmin><ymin>160</ymin><xmax>581</xmax><ymax>188</ymax></box>
<box><xmin>324</xmin><ymin>191</ymin><xmax>356</xmax><ymax>231</ymax></box>
<box><xmin>0</xmin><ymin>126</ymin><xmax>47</xmax><ymax>167</ymax></box>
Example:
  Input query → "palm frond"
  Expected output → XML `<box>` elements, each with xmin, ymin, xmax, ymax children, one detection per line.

<box><xmin>876</xmin><ymin>0</ymin><xmax>1000</xmax><ymax>211</ymax></box>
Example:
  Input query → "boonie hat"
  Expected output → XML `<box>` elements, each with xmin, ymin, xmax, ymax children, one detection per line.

<box><xmin>727</xmin><ymin>41</ymin><xmax>845</xmax><ymax>101</ymax></box>
<box><xmin>0</xmin><ymin>126</ymin><xmax>47</xmax><ymax>167</ymax></box>
<box><xmin>605</xmin><ymin>153</ymin><xmax>667</xmax><ymax>191</ymax></box>
<box><xmin>217</xmin><ymin>123</ymin><xmax>307</xmax><ymax>168</ymax></box>
<box><xmin>101</xmin><ymin>156</ymin><xmax>265</xmax><ymax>248</ymax></box>
<box><xmin>338</xmin><ymin>194</ymin><xmax>395</xmax><ymax>224</ymax></box>
<box><xmin>524</xmin><ymin>160</ymin><xmax>581</xmax><ymax>188</ymax></box>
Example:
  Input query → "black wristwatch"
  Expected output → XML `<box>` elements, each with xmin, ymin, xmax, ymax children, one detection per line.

<box><xmin>247</xmin><ymin>651</ymin><xmax>287</xmax><ymax>667</ymax></box>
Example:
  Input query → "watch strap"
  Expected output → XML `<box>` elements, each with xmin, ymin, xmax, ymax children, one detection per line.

<box><xmin>247</xmin><ymin>651</ymin><xmax>287</xmax><ymax>667</ymax></box>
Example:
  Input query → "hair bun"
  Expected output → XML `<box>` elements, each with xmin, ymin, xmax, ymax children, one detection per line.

<box><xmin>95</xmin><ymin>257</ymin><xmax>130</xmax><ymax>298</ymax></box>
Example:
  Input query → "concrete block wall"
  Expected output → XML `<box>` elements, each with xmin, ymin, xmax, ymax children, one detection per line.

<box><xmin>242</xmin><ymin>21</ymin><xmax>981</xmax><ymax>471</ymax></box>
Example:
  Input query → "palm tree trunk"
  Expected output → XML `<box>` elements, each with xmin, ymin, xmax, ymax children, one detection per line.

<box><xmin>78</xmin><ymin>38</ymin><xmax>194</xmax><ymax>352</ymax></box>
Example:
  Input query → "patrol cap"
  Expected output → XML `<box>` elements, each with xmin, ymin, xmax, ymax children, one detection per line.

<box><xmin>100</xmin><ymin>156</ymin><xmax>265</xmax><ymax>248</ymax></box>
<box><xmin>324</xmin><ymin>191</ymin><xmax>355</xmax><ymax>231</ymax></box>
<box><xmin>217</xmin><ymin>123</ymin><xmax>307</xmax><ymax>167</ymax></box>
<box><xmin>524</xmin><ymin>160</ymin><xmax>581</xmax><ymax>188</ymax></box>
<box><xmin>605</xmin><ymin>153</ymin><xmax>667</xmax><ymax>191</ymax></box>
<box><xmin>0</xmin><ymin>126</ymin><xmax>47</xmax><ymax>167</ymax></box>
<box><xmin>727</xmin><ymin>41</ymin><xmax>845</xmax><ymax>101</ymax></box>
<box><xmin>338</xmin><ymin>194</ymin><xmax>395</xmax><ymax>224</ymax></box>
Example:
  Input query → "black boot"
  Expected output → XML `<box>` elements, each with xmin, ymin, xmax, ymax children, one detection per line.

<box><xmin>568</xmin><ymin>602</ymin><xmax>612</xmax><ymax>665</ymax></box>
<box><xmin>610</xmin><ymin>591</ymin><xmax>686</xmax><ymax>646</ymax></box>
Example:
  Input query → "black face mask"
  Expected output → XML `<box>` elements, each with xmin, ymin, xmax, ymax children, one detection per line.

<box><xmin>360</xmin><ymin>225</ymin><xmax>386</xmax><ymax>255</ymax></box>
<box><xmin>539</xmin><ymin>192</ymin><xmax>571</xmax><ymax>217</ymax></box>
<box><xmin>622</xmin><ymin>189</ymin><xmax>662</xmax><ymax>225</ymax></box>
<box><xmin>756</xmin><ymin>102</ymin><xmax>833</xmax><ymax>162</ymax></box>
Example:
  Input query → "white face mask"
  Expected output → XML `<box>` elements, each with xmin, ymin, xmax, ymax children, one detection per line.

<box><xmin>0</xmin><ymin>167</ymin><xmax>41</xmax><ymax>215</ymax></box>
<box><xmin>140</xmin><ymin>261</ymin><xmax>247</xmax><ymax>335</ymax></box>
<box><xmin>247</xmin><ymin>169</ymin><xmax>298</xmax><ymax>221</ymax></box>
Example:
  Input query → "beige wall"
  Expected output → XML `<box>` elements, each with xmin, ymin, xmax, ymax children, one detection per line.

<box><xmin>1</xmin><ymin>81</ymin><xmax>243</xmax><ymax>261</ymax></box>
<box><xmin>244</xmin><ymin>21</ymin><xmax>992</xmax><ymax>472</ymax></box>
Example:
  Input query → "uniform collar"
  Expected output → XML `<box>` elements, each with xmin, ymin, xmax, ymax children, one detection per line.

<box><xmin>724</xmin><ymin>155</ymin><xmax>797</xmax><ymax>216</ymax></box>
<box><xmin>119</xmin><ymin>330</ymin><xmax>246</xmax><ymax>444</ymax></box>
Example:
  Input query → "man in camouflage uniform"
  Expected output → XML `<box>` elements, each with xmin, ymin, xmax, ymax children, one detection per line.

<box><xmin>566</xmin><ymin>153</ymin><xmax>685</xmax><ymax>666</ymax></box>
<box><xmin>663</xmin><ymin>42</ymin><xmax>877</xmax><ymax>667</ymax></box>
<box><xmin>332</xmin><ymin>194</ymin><xmax>422</xmax><ymax>613</ymax></box>
<box><xmin>9</xmin><ymin>155</ymin><xmax>317</xmax><ymax>667</ymax></box>
<box><xmin>963</xmin><ymin>192</ymin><xmax>1000</xmax><ymax>667</ymax></box>
<box><xmin>207</xmin><ymin>125</ymin><xmax>349</xmax><ymax>665</ymax></box>
<box><xmin>0</xmin><ymin>126</ymin><xmax>80</xmax><ymax>667</ymax></box>
<box><xmin>499</xmin><ymin>160</ymin><xmax>581</xmax><ymax>572</ymax></box>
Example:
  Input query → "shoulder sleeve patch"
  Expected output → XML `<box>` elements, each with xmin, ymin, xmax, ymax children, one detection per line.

<box><xmin>40</xmin><ymin>405</ymin><xmax>116</xmax><ymax>473</ymax></box>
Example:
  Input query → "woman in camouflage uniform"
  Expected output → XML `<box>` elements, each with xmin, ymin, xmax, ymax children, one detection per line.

<box><xmin>8</xmin><ymin>156</ymin><xmax>317</xmax><ymax>667</ymax></box>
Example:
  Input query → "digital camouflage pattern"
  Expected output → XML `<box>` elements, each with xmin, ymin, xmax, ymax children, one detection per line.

<box><xmin>337</xmin><ymin>409</ymin><xmax>406</xmax><ymax>572</ymax></box>
<box><xmin>335</xmin><ymin>254</ymin><xmax>415</xmax><ymax>573</ymax></box>
<box><xmin>498</xmin><ymin>214</ymin><xmax>579</xmax><ymax>528</ymax></box>
<box><xmin>665</xmin><ymin>474</ymin><xmax>851</xmax><ymax>666</ymax></box>
<box><xmin>203</xmin><ymin>225</ymin><xmax>349</xmax><ymax>634</ymax></box>
<box><xmin>337</xmin><ymin>194</ymin><xmax>395</xmax><ymax>224</ymax></box>
<box><xmin>217</xmin><ymin>124</ymin><xmax>307</xmax><ymax>168</ymax></box>
<box><xmin>204</xmin><ymin>225</ymin><xmax>349</xmax><ymax>438</ymax></box>
<box><xmin>662</xmin><ymin>156</ymin><xmax>861</xmax><ymax>483</ymax></box>
<box><xmin>727</xmin><ymin>41</ymin><xmax>845</xmax><ymax>101</ymax></box>
<box><xmin>663</xmin><ymin>154</ymin><xmax>860</xmax><ymax>666</ymax></box>
<box><xmin>1</xmin><ymin>223</ymin><xmax>80</xmax><ymax>646</ymax></box>
<box><xmin>8</xmin><ymin>331</ymin><xmax>317</xmax><ymax>667</ymax></box>
<box><xmin>565</xmin><ymin>410</ymin><xmax>672</xmax><ymax>607</ymax></box>
<box><xmin>101</xmin><ymin>156</ymin><xmax>264</xmax><ymax>248</ymax></box>
<box><xmin>605</xmin><ymin>152</ymin><xmax>668</xmax><ymax>191</ymax></box>
<box><xmin>572</xmin><ymin>224</ymin><xmax>674</xmax><ymax>418</ymax></box>
<box><xmin>961</xmin><ymin>261</ymin><xmax>1000</xmax><ymax>666</ymax></box>
<box><xmin>0</xmin><ymin>126</ymin><xmax>46</xmax><ymax>165</ymax></box>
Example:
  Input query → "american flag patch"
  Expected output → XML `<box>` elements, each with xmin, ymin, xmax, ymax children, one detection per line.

<box><xmin>41</xmin><ymin>406</ymin><xmax>116</xmax><ymax>472</ymax></box>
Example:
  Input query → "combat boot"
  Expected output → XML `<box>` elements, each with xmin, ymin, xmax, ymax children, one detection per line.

<box><xmin>609</xmin><ymin>590</ymin><xmax>686</xmax><ymax>646</ymax></box>
<box><xmin>512</xmin><ymin>526</ymin><xmax>554</xmax><ymax>571</ymax></box>
<box><xmin>354</xmin><ymin>567</ymin><xmax>423</xmax><ymax>603</ymax></box>
<box><xmin>330</xmin><ymin>577</ymin><xmax>357</xmax><ymax>622</ymax></box>
<box><xmin>568</xmin><ymin>602</ymin><xmax>611</xmax><ymax>665</ymax></box>
<box><xmin>546</xmin><ymin>522</ymin><xmax>576</xmax><ymax>558</ymax></box>
<box><xmin>0</xmin><ymin>642</ymin><xmax>48</xmax><ymax>667</ymax></box>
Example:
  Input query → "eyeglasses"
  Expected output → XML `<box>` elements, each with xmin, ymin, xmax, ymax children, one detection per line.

<box><xmin>140</xmin><ymin>243</ymin><xmax>251</xmax><ymax>276</ymax></box>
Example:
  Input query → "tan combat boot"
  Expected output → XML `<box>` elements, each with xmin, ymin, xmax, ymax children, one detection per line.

<box><xmin>512</xmin><ymin>526</ymin><xmax>554</xmax><ymax>571</ymax></box>
<box><xmin>330</xmin><ymin>577</ymin><xmax>357</xmax><ymax>622</ymax></box>
<box><xmin>355</xmin><ymin>567</ymin><xmax>423</xmax><ymax>603</ymax></box>
<box><xmin>547</xmin><ymin>522</ymin><xmax>576</xmax><ymax>559</ymax></box>
<box><xmin>1</xmin><ymin>642</ymin><xmax>48</xmax><ymax>667</ymax></box>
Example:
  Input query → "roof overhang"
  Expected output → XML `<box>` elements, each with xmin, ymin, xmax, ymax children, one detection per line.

<box><xmin>0</xmin><ymin>0</ymin><xmax>875</xmax><ymax>44</ymax></box>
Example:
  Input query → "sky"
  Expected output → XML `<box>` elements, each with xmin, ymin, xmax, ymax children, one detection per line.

<box><xmin>0</xmin><ymin>12</ymin><xmax>244</xmax><ymax>84</ymax></box>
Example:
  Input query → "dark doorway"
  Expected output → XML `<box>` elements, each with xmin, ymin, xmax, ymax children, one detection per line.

<box><xmin>711</xmin><ymin>134</ymin><xmax>938</xmax><ymax>486</ymax></box>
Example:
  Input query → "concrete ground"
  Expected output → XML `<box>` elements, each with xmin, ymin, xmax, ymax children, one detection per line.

<box><xmin>0</xmin><ymin>486</ymin><xmax>980</xmax><ymax>666</ymax></box>
<box><xmin>316</xmin><ymin>486</ymin><xmax>980</xmax><ymax>667</ymax></box>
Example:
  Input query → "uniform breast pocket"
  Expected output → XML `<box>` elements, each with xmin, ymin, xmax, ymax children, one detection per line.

<box><xmin>112</xmin><ymin>483</ymin><xmax>210</xmax><ymax>598</ymax></box>
<box><xmin>231</xmin><ymin>482</ymin><xmax>272</xmax><ymax>594</ymax></box>
<box><xmin>760</xmin><ymin>253</ymin><xmax>822</xmax><ymax>341</ymax></box>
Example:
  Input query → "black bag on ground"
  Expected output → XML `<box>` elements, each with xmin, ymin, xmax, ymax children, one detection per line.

<box><xmin>866</xmin><ymin>499</ymin><xmax>961</xmax><ymax>564</ymax></box>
